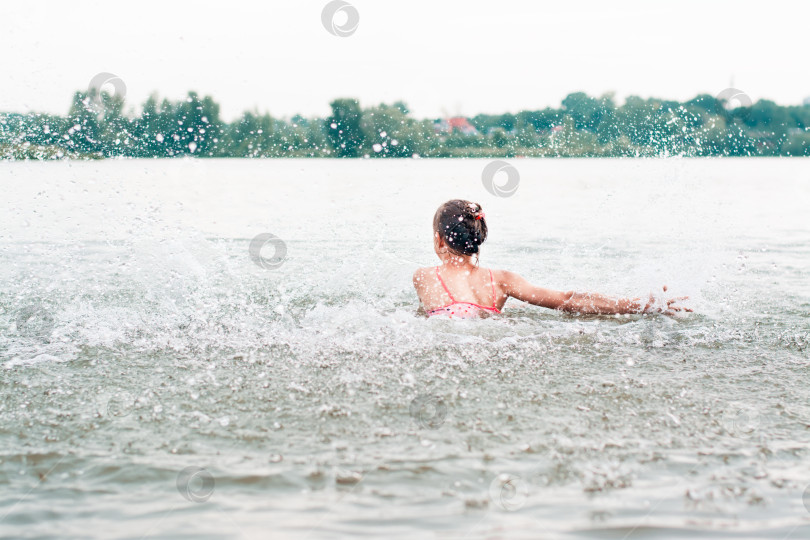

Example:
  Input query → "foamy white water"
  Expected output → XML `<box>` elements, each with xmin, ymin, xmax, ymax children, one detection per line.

<box><xmin>1</xmin><ymin>158</ymin><xmax>809</xmax><ymax>539</ymax></box>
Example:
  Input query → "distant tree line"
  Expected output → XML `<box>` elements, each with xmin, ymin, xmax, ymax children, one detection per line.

<box><xmin>1</xmin><ymin>89</ymin><xmax>808</xmax><ymax>159</ymax></box>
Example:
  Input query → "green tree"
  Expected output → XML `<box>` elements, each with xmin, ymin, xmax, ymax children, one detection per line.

<box><xmin>359</xmin><ymin>103</ymin><xmax>432</xmax><ymax>157</ymax></box>
<box><xmin>65</xmin><ymin>91</ymin><xmax>103</xmax><ymax>156</ymax></box>
<box><xmin>561</xmin><ymin>92</ymin><xmax>603</xmax><ymax>132</ymax></box>
<box><xmin>326</xmin><ymin>98</ymin><xmax>364</xmax><ymax>157</ymax></box>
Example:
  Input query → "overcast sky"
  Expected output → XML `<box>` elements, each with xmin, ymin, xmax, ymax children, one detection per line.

<box><xmin>2</xmin><ymin>0</ymin><xmax>808</xmax><ymax>121</ymax></box>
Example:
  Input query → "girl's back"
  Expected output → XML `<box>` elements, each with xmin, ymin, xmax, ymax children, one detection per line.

<box><xmin>414</xmin><ymin>265</ymin><xmax>504</xmax><ymax>318</ymax></box>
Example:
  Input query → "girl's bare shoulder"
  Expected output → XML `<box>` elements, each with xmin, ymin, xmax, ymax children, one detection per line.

<box><xmin>485</xmin><ymin>267</ymin><xmax>513</xmax><ymax>282</ymax></box>
<box><xmin>412</xmin><ymin>266</ymin><xmax>434</xmax><ymax>283</ymax></box>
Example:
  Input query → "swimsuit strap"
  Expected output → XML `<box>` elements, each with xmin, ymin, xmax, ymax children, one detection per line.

<box><xmin>489</xmin><ymin>269</ymin><xmax>497</xmax><ymax>309</ymax></box>
<box><xmin>435</xmin><ymin>267</ymin><xmax>455</xmax><ymax>302</ymax></box>
<box><xmin>437</xmin><ymin>266</ymin><xmax>498</xmax><ymax>309</ymax></box>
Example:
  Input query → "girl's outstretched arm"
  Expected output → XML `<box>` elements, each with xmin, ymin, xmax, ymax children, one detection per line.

<box><xmin>500</xmin><ymin>271</ymin><xmax>690</xmax><ymax>315</ymax></box>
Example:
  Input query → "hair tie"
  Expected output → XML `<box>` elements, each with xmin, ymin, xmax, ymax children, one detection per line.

<box><xmin>475</xmin><ymin>212</ymin><xmax>485</xmax><ymax>220</ymax></box>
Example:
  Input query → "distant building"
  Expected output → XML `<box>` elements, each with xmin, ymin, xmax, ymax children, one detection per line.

<box><xmin>434</xmin><ymin>117</ymin><xmax>479</xmax><ymax>135</ymax></box>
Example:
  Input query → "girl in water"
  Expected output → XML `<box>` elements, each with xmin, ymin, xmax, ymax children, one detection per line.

<box><xmin>413</xmin><ymin>199</ymin><xmax>691</xmax><ymax>318</ymax></box>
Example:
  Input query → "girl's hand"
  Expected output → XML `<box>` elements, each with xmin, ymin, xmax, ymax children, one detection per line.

<box><xmin>643</xmin><ymin>285</ymin><xmax>692</xmax><ymax>315</ymax></box>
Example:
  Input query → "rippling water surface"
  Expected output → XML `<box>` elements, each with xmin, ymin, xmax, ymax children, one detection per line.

<box><xmin>1</xmin><ymin>158</ymin><xmax>809</xmax><ymax>539</ymax></box>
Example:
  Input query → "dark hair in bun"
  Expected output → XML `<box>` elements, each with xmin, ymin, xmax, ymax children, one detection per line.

<box><xmin>433</xmin><ymin>199</ymin><xmax>488</xmax><ymax>256</ymax></box>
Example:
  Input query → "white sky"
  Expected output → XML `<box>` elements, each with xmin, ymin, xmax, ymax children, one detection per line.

<box><xmin>2</xmin><ymin>0</ymin><xmax>808</xmax><ymax>121</ymax></box>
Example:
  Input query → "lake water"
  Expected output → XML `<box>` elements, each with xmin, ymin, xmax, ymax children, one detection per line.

<box><xmin>1</xmin><ymin>157</ymin><xmax>809</xmax><ymax>539</ymax></box>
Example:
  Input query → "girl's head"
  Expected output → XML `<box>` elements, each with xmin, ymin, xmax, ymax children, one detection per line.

<box><xmin>433</xmin><ymin>199</ymin><xmax>488</xmax><ymax>258</ymax></box>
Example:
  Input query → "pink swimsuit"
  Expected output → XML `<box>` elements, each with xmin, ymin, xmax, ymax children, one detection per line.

<box><xmin>427</xmin><ymin>267</ymin><xmax>502</xmax><ymax>319</ymax></box>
